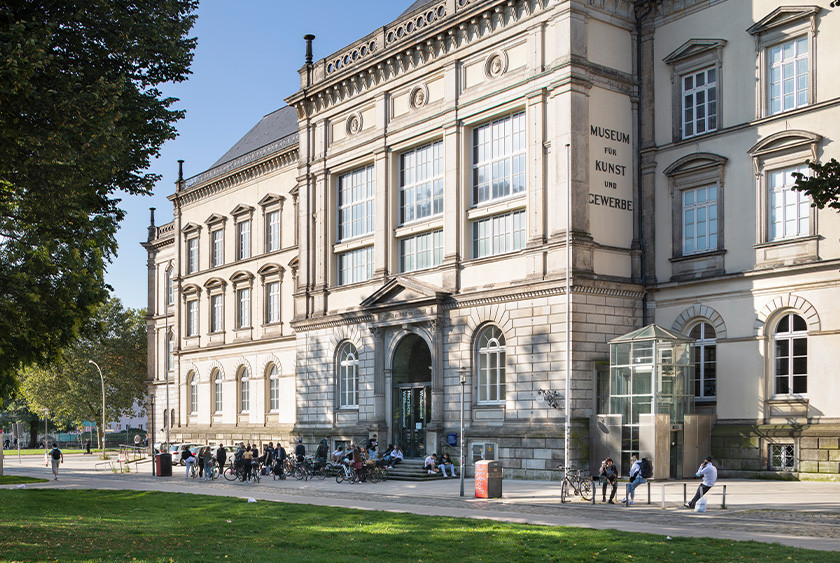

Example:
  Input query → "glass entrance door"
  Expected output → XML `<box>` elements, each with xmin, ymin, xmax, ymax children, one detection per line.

<box><xmin>393</xmin><ymin>386</ymin><xmax>430</xmax><ymax>458</ymax></box>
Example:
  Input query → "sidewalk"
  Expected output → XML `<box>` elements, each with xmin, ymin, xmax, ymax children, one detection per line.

<box><xmin>4</xmin><ymin>453</ymin><xmax>840</xmax><ymax>552</ymax></box>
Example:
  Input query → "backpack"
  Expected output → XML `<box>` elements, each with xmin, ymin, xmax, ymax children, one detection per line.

<box><xmin>51</xmin><ymin>448</ymin><xmax>61</xmax><ymax>460</ymax></box>
<box><xmin>640</xmin><ymin>458</ymin><xmax>653</xmax><ymax>479</ymax></box>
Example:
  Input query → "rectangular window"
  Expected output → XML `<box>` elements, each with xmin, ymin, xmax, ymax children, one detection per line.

<box><xmin>237</xmin><ymin>220</ymin><xmax>251</xmax><ymax>260</ymax></box>
<box><xmin>472</xmin><ymin>111</ymin><xmax>526</xmax><ymax>205</ymax></box>
<box><xmin>768</xmin><ymin>37</ymin><xmax>808</xmax><ymax>115</ymax></box>
<box><xmin>682</xmin><ymin>67</ymin><xmax>717</xmax><ymax>138</ymax></box>
<box><xmin>266</xmin><ymin>210</ymin><xmax>281</xmax><ymax>252</ymax></box>
<box><xmin>338</xmin><ymin>165</ymin><xmax>375</xmax><ymax>241</ymax></box>
<box><xmin>186</xmin><ymin>300</ymin><xmax>198</xmax><ymax>337</ymax></box>
<box><xmin>682</xmin><ymin>185</ymin><xmax>718</xmax><ymax>255</ymax></box>
<box><xmin>211</xmin><ymin>229</ymin><xmax>224</xmax><ymax>268</ymax></box>
<box><xmin>769</xmin><ymin>444</ymin><xmax>795</xmax><ymax>471</ymax></box>
<box><xmin>400</xmin><ymin>230</ymin><xmax>443</xmax><ymax>273</ymax></box>
<box><xmin>472</xmin><ymin>210</ymin><xmax>526</xmax><ymax>259</ymax></box>
<box><xmin>187</xmin><ymin>238</ymin><xmax>198</xmax><ymax>274</ymax></box>
<box><xmin>166</xmin><ymin>268</ymin><xmax>174</xmax><ymax>305</ymax></box>
<box><xmin>769</xmin><ymin>166</ymin><xmax>809</xmax><ymax>241</ymax></box>
<box><xmin>237</xmin><ymin>288</ymin><xmax>251</xmax><ymax>328</ymax></box>
<box><xmin>338</xmin><ymin>246</ymin><xmax>374</xmax><ymax>286</ymax></box>
<box><xmin>266</xmin><ymin>281</ymin><xmax>280</xmax><ymax>324</ymax></box>
<box><xmin>210</xmin><ymin>295</ymin><xmax>223</xmax><ymax>333</ymax></box>
<box><xmin>399</xmin><ymin>141</ymin><xmax>444</xmax><ymax>224</ymax></box>
<box><xmin>471</xmin><ymin>442</ymin><xmax>496</xmax><ymax>464</ymax></box>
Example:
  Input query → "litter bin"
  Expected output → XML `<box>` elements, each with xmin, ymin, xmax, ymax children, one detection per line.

<box><xmin>475</xmin><ymin>460</ymin><xmax>502</xmax><ymax>498</ymax></box>
<box><xmin>155</xmin><ymin>452</ymin><xmax>172</xmax><ymax>477</ymax></box>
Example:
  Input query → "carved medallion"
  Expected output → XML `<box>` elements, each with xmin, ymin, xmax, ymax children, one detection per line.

<box><xmin>485</xmin><ymin>51</ymin><xmax>508</xmax><ymax>79</ymax></box>
<box><xmin>409</xmin><ymin>84</ymin><xmax>429</xmax><ymax>109</ymax></box>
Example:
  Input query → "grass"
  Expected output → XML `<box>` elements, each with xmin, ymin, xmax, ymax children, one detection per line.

<box><xmin>0</xmin><ymin>475</ymin><xmax>48</xmax><ymax>485</ymax></box>
<box><xmin>0</xmin><ymin>490</ymin><xmax>834</xmax><ymax>562</ymax></box>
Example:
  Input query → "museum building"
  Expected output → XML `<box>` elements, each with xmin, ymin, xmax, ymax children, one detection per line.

<box><xmin>144</xmin><ymin>0</ymin><xmax>840</xmax><ymax>479</ymax></box>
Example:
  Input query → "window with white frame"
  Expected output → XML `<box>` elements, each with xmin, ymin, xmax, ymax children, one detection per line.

<box><xmin>472</xmin><ymin>210</ymin><xmax>526</xmax><ymax>259</ymax></box>
<box><xmin>768</xmin><ymin>37</ymin><xmax>808</xmax><ymax>115</ymax></box>
<box><xmin>237</xmin><ymin>220</ymin><xmax>251</xmax><ymax>260</ymax></box>
<box><xmin>337</xmin><ymin>342</ymin><xmax>359</xmax><ymax>408</ymax></box>
<box><xmin>688</xmin><ymin>322</ymin><xmax>716</xmax><ymax>399</ymax></box>
<box><xmin>471</xmin><ymin>442</ymin><xmax>497</xmax><ymax>464</ymax></box>
<box><xmin>268</xmin><ymin>364</ymin><xmax>280</xmax><ymax>412</ymax></box>
<box><xmin>187</xmin><ymin>238</ymin><xmax>198</xmax><ymax>274</ymax></box>
<box><xmin>472</xmin><ymin>111</ymin><xmax>526</xmax><ymax>205</ymax></box>
<box><xmin>773</xmin><ymin>313</ymin><xmax>807</xmax><ymax>395</ymax></box>
<box><xmin>769</xmin><ymin>443</ymin><xmax>795</xmax><ymax>471</ymax></box>
<box><xmin>266</xmin><ymin>210</ymin><xmax>281</xmax><ymax>252</ymax></box>
<box><xmin>213</xmin><ymin>370</ymin><xmax>223</xmax><ymax>414</ymax></box>
<box><xmin>682</xmin><ymin>185</ymin><xmax>718</xmax><ymax>255</ymax></box>
<box><xmin>400</xmin><ymin>141</ymin><xmax>443</xmax><ymax>224</ymax></box>
<box><xmin>768</xmin><ymin>166</ymin><xmax>810</xmax><ymax>241</ymax></box>
<box><xmin>186</xmin><ymin>300</ymin><xmax>198</xmax><ymax>337</ymax></box>
<box><xmin>239</xmin><ymin>367</ymin><xmax>250</xmax><ymax>413</ymax></box>
<box><xmin>400</xmin><ymin>230</ymin><xmax>443</xmax><ymax>273</ymax></box>
<box><xmin>476</xmin><ymin>325</ymin><xmax>506</xmax><ymax>404</ymax></box>
<box><xmin>682</xmin><ymin>67</ymin><xmax>717</xmax><ymax>139</ymax></box>
<box><xmin>211</xmin><ymin>229</ymin><xmax>224</xmax><ymax>268</ymax></box>
<box><xmin>236</xmin><ymin>288</ymin><xmax>251</xmax><ymax>328</ymax></box>
<box><xmin>166</xmin><ymin>267</ymin><xmax>174</xmax><ymax>305</ymax></box>
<box><xmin>337</xmin><ymin>246</ymin><xmax>373</xmax><ymax>286</ymax></box>
<box><xmin>338</xmin><ymin>165</ymin><xmax>375</xmax><ymax>241</ymax></box>
<box><xmin>266</xmin><ymin>281</ymin><xmax>280</xmax><ymax>324</ymax></box>
<box><xmin>210</xmin><ymin>294</ymin><xmax>223</xmax><ymax>333</ymax></box>
<box><xmin>189</xmin><ymin>373</ymin><xmax>198</xmax><ymax>414</ymax></box>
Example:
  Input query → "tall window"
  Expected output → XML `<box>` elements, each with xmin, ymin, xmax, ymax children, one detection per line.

<box><xmin>239</xmin><ymin>367</ymin><xmax>250</xmax><ymax>413</ymax></box>
<box><xmin>338</xmin><ymin>246</ymin><xmax>373</xmax><ymax>286</ymax></box>
<box><xmin>210</xmin><ymin>294</ymin><xmax>223</xmax><ymax>333</ymax></box>
<box><xmin>682</xmin><ymin>67</ymin><xmax>717</xmax><ymax>138</ymax></box>
<box><xmin>165</xmin><ymin>334</ymin><xmax>173</xmax><ymax>372</ymax></box>
<box><xmin>682</xmin><ymin>185</ymin><xmax>718</xmax><ymax>254</ymax></box>
<box><xmin>338</xmin><ymin>165</ymin><xmax>375</xmax><ymax>241</ymax></box>
<box><xmin>266</xmin><ymin>210</ymin><xmax>281</xmax><ymax>252</ymax></box>
<box><xmin>473</xmin><ymin>210</ymin><xmax>526</xmax><ymax>259</ymax></box>
<box><xmin>213</xmin><ymin>370</ymin><xmax>223</xmax><ymax>414</ymax></box>
<box><xmin>337</xmin><ymin>342</ymin><xmax>359</xmax><ymax>407</ymax></box>
<box><xmin>268</xmin><ymin>364</ymin><xmax>280</xmax><ymax>412</ymax></box>
<box><xmin>399</xmin><ymin>141</ymin><xmax>443</xmax><ymax>224</ymax></box>
<box><xmin>187</xmin><ymin>238</ymin><xmax>198</xmax><ymax>274</ymax></box>
<box><xmin>689</xmin><ymin>322</ymin><xmax>716</xmax><ymax>399</ymax></box>
<box><xmin>476</xmin><ymin>325</ymin><xmax>506</xmax><ymax>404</ymax></box>
<box><xmin>237</xmin><ymin>220</ymin><xmax>251</xmax><ymax>260</ymax></box>
<box><xmin>768</xmin><ymin>37</ymin><xmax>808</xmax><ymax>115</ymax></box>
<box><xmin>774</xmin><ymin>313</ymin><xmax>807</xmax><ymax>395</ymax></box>
<box><xmin>166</xmin><ymin>267</ymin><xmax>174</xmax><ymax>305</ymax></box>
<box><xmin>769</xmin><ymin>166</ymin><xmax>809</xmax><ymax>241</ymax></box>
<box><xmin>400</xmin><ymin>230</ymin><xmax>443</xmax><ymax>273</ymax></box>
<box><xmin>472</xmin><ymin>111</ymin><xmax>526</xmax><ymax>205</ymax></box>
<box><xmin>189</xmin><ymin>374</ymin><xmax>198</xmax><ymax>414</ymax></box>
<box><xmin>186</xmin><ymin>300</ymin><xmax>198</xmax><ymax>337</ymax></box>
<box><xmin>266</xmin><ymin>282</ymin><xmax>280</xmax><ymax>324</ymax></box>
<box><xmin>211</xmin><ymin>229</ymin><xmax>224</xmax><ymax>268</ymax></box>
<box><xmin>237</xmin><ymin>288</ymin><xmax>251</xmax><ymax>328</ymax></box>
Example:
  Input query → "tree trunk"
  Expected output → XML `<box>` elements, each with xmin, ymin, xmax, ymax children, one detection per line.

<box><xmin>27</xmin><ymin>412</ymin><xmax>40</xmax><ymax>448</ymax></box>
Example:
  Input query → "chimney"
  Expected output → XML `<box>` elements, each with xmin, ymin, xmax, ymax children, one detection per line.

<box><xmin>304</xmin><ymin>34</ymin><xmax>315</xmax><ymax>66</ymax></box>
<box><xmin>147</xmin><ymin>207</ymin><xmax>156</xmax><ymax>241</ymax></box>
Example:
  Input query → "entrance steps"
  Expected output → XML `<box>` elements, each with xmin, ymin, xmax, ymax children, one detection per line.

<box><xmin>384</xmin><ymin>458</ymin><xmax>455</xmax><ymax>482</ymax></box>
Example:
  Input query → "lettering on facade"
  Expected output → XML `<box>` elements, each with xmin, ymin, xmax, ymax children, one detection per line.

<box><xmin>590</xmin><ymin>125</ymin><xmax>631</xmax><ymax>144</ymax></box>
<box><xmin>589</xmin><ymin>124</ymin><xmax>632</xmax><ymax>215</ymax></box>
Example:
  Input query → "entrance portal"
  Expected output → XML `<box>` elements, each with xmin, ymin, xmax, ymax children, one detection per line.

<box><xmin>392</xmin><ymin>334</ymin><xmax>431</xmax><ymax>458</ymax></box>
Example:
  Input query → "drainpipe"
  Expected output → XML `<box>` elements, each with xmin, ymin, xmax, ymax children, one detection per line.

<box><xmin>635</xmin><ymin>1</ymin><xmax>653</xmax><ymax>325</ymax></box>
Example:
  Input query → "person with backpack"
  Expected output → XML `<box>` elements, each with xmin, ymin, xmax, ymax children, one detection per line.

<box><xmin>315</xmin><ymin>438</ymin><xmax>329</xmax><ymax>471</ymax></box>
<box><xmin>621</xmin><ymin>455</ymin><xmax>649</xmax><ymax>505</ymax></box>
<box><xmin>48</xmin><ymin>444</ymin><xmax>63</xmax><ymax>480</ymax></box>
<box><xmin>599</xmin><ymin>457</ymin><xmax>618</xmax><ymax>504</ymax></box>
<box><xmin>685</xmin><ymin>456</ymin><xmax>718</xmax><ymax>510</ymax></box>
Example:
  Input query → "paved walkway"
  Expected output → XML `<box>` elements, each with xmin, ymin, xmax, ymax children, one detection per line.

<box><xmin>3</xmin><ymin>453</ymin><xmax>840</xmax><ymax>552</ymax></box>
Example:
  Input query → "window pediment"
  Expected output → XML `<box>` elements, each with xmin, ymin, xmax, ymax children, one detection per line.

<box><xmin>257</xmin><ymin>263</ymin><xmax>284</xmax><ymax>278</ymax></box>
<box><xmin>747</xmin><ymin>130</ymin><xmax>821</xmax><ymax>159</ymax></box>
<box><xmin>664</xmin><ymin>152</ymin><xmax>728</xmax><ymax>178</ymax></box>
<box><xmin>181</xmin><ymin>283</ymin><xmax>202</xmax><ymax>297</ymax></box>
<box><xmin>747</xmin><ymin>6</ymin><xmax>820</xmax><ymax>36</ymax></box>
<box><xmin>230</xmin><ymin>270</ymin><xmax>255</xmax><ymax>285</ymax></box>
<box><xmin>204</xmin><ymin>277</ymin><xmax>226</xmax><ymax>290</ymax></box>
<box><xmin>258</xmin><ymin>193</ymin><xmax>285</xmax><ymax>207</ymax></box>
<box><xmin>205</xmin><ymin>213</ymin><xmax>227</xmax><ymax>226</ymax></box>
<box><xmin>230</xmin><ymin>204</ymin><xmax>255</xmax><ymax>218</ymax></box>
<box><xmin>182</xmin><ymin>222</ymin><xmax>202</xmax><ymax>235</ymax></box>
<box><xmin>663</xmin><ymin>39</ymin><xmax>727</xmax><ymax>65</ymax></box>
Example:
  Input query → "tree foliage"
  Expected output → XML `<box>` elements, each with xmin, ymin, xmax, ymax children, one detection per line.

<box><xmin>0</xmin><ymin>1</ymin><xmax>197</xmax><ymax>396</ymax></box>
<box><xmin>792</xmin><ymin>159</ymin><xmax>840</xmax><ymax>211</ymax></box>
<box><xmin>18</xmin><ymin>297</ymin><xmax>147</xmax><ymax>431</ymax></box>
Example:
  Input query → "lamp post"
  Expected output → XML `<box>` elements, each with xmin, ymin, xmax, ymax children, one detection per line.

<box><xmin>88</xmin><ymin>360</ymin><xmax>106</xmax><ymax>458</ymax></box>
<box><xmin>564</xmin><ymin>142</ymin><xmax>572</xmax><ymax>473</ymax></box>
<box><xmin>457</xmin><ymin>366</ymin><xmax>468</xmax><ymax>497</ymax></box>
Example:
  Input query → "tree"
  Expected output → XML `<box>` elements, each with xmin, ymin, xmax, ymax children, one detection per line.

<box><xmin>18</xmin><ymin>297</ymin><xmax>147</xmax><ymax>447</ymax></box>
<box><xmin>793</xmin><ymin>159</ymin><xmax>840</xmax><ymax>211</ymax></box>
<box><xmin>0</xmin><ymin>1</ymin><xmax>197</xmax><ymax>396</ymax></box>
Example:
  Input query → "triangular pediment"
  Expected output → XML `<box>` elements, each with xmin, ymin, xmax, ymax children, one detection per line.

<box><xmin>258</xmin><ymin>193</ymin><xmax>284</xmax><ymax>207</ymax></box>
<box><xmin>181</xmin><ymin>222</ymin><xmax>201</xmax><ymax>234</ymax></box>
<box><xmin>230</xmin><ymin>203</ymin><xmax>254</xmax><ymax>217</ymax></box>
<box><xmin>663</xmin><ymin>39</ymin><xmax>726</xmax><ymax>65</ymax></box>
<box><xmin>361</xmin><ymin>276</ymin><xmax>449</xmax><ymax>309</ymax></box>
<box><xmin>205</xmin><ymin>213</ymin><xmax>227</xmax><ymax>226</ymax></box>
<box><xmin>747</xmin><ymin>6</ymin><xmax>820</xmax><ymax>36</ymax></box>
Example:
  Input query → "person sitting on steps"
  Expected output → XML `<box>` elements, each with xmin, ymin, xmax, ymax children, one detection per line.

<box><xmin>424</xmin><ymin>453</ymin><xmax>440</xmax><ymax>475</ymax></box>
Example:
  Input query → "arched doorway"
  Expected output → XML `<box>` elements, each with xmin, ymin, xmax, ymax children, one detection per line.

<box><xmin>392</xmin><ymin>333</ymin><xmax>431</xmax><ymax>458</ymax></box>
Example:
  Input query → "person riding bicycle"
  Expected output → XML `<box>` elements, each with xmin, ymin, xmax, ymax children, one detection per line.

<box><xmin>315</xmin><ymin>438</ymin><xmax>329</xmax><ymax>471</ymax></box>
<box><xmin>295</xmin><ymin>438</ymin><xmax>306</xmax><ymax>464</ymax></box>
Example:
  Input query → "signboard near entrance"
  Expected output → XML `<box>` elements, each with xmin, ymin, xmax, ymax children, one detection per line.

<box><xmin>447</xmin><ymin>433</ymin><xmax>457</xmax><ymax>447</ymax></box>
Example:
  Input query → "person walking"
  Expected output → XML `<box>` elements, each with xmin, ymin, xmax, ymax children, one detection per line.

<box><xmin>620</xmin><ymin>455</ymin><xmax>645</xmax><ymax>505</ymax></box>
<box><xmin>600</xmin><ymin>457</ymin><xmax>618</xmax><ymax>504</ymax></box>
<box><xmin>685</xmin><ymin>456</ymin><xmax>718</xmax><ymax>509</ymax></box>
<box><xmin>216</xmin><ymin>444</ymin><xmax>227</xmax><ymax>472</ymax></box>
<box><xmin>48</xmin><ymin>444</ymin><xmax>63</xmax><ymax>480</ymax></box>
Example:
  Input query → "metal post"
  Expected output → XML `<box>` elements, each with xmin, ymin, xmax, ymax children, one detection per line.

<box><xmin>44</xmin><ymin>409</ymin><xmax>48</xmax><ymax>451</ymax></box>
<box><xmin>164</xmin><ymin>289</ymin><xmax>170</xmax><ymax>450</ymax></box>
<box><xmin>683</xmin><ymin>482</ymin><xmax>687</xmax><ymax>506</ymax></box>
<box><xmin>721</xmin><ymin>484</ymin><xmax>726</xmax><ymax>509</ymax></box>
<box><xmin>592</xmin><ymin>477</ymin><xmax>596</xmax><ymax>505</ymax></box>
<box><xmin>458</xmin><ymin>367</ymin><xmax>467</xmax><ymax>498</ymax></box>
<box><xmin>88</xmin><ymin>360</ymin><xmax>106</xmax><ymax>458</ymax></box>
<box><xmin>662</xmin><ymin>484</ymin><xmax>665</xmax><ymax>509</ymax></box>
<box><xmin>564</xmin><ymin>143</ymin><xmax>572</xmax><ymax>473</ymax></box>
<box><xmin>625</xmin><ymin>483</ymin><xmax>630</xmax><ymax>507</ymax></box>
<box><xmin>647</xmin><ymin>481</ymin><xmax>651</xmax><ymax>505</ymax></box>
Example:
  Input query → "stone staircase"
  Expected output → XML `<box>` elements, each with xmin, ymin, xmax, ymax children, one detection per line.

<box><xmin>384</xmin><ymin>458</ymin><xmax>457</xmax><ymax>482</ymax></box>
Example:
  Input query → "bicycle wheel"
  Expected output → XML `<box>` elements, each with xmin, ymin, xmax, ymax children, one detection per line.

<box><xmin>580</xmin><ymin>479</ymin><xmax>593</xmax><ymax>501</ymax></box>
<box><xmin>368</xmin><ymin>468</ymin><xmax>381</xmax><ymax>483</ymax></box>
<box><xmin>336</xmin><ymin>470</ymin><xmax>345</xmax><ymax>483</ymax></box>
<box><xmin>349</xmin><ymin>468</ymin><xmax>358</xmax><ymax>483</ymax></box>
<box><xmin>293</xmin><ymin>466</ymin><xmax>305</xmax><ymax>481</ymax></box>
<box><xmin>561</xmin><ymin>479</ymin><xmax>570</xmax><ymax>503</ymax></box>
<box><xmin>211</xmin><ymin>466</ymin><xmax>220</xmax><ymax>480</ymax></box>
<box><xmin>252</xmin><ymin>469</ymin><xmax>260</xmax><ymax>483</ymax></box>
<box><xmin>223</xmin><ymin>466</ymin><xmax>237</xmax><ymax>481</ymax></box>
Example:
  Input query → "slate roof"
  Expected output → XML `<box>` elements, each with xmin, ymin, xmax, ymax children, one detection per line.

<box><xmin>211</xmin><ymin>105</ymin><xmax>299</xmax><ymax>168</ymax></box>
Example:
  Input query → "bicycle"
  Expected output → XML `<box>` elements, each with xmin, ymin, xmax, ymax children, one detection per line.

<box><xmin>558</xmin><ymin>465</ymin><xmax>593</xmax><ymax>502</ymax></box>
<box><xmin>335</xmin><ymin>462</ymin><xmax>358</xmax><ymax>484</ymax></box>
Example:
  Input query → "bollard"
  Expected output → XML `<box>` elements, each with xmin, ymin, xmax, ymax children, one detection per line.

<box><xmin>647</xmin><ymin>481</ymin><xmax>651</xmax><ymax>505</ymax></box>
<box><xmin>662</xmin><ymin>484</ymin><xmax>666</xmax><ymax>509</ymax></box>
<box><xmin>592</xmin><ymin>477</ymin><xmax>596</xmax><ymax>505</ymax></box>
<box><xmin>625</xmin><ymin>483</ymin><xmax>630</xmax><ymax>507</ymax></box>
<box><xmin>721</xmin><ymin>484</ymin><xmax>727</xmax><ymax>509</ymax></box>
<box><xmin>683</xmin><ymin>482</ymin><xmax>687</xmax><ymax>506</ymax></box>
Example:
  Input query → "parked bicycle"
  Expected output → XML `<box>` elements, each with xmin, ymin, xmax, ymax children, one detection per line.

<box><xmin>558</xmin><ymin>465</ymin><xmax>593</xmax><ymax>502</ymax></box>
<box><xmin>335</xmin><ymin>462</ymin><xmax>358</xmax><ymax>484</ymax></box>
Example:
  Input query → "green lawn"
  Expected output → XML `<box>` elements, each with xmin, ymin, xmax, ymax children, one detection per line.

<box><xmin>0</xmin><ymin>490</ymin><xmax>832</xmax><ymax>562</ymax></box>
<box><xmin>0</xmin><ymin>475</ymin><xmax>48</xmax><ymax>485</ymax></box>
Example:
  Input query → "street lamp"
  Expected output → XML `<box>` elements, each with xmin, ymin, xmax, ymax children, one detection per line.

<box><xmin>457</xmin><ymin>366</ymin><xmax>468</xmax><ymax>498</ymax></box>
<box><xmin>88</xmin><ymin>360</ymin><xmax>106</xmax><ymax>458</ymax></box>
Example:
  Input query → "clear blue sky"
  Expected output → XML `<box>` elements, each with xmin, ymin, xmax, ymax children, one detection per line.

<box><xmin>108</xmin><ymin>1</ymin><xmax>415</xmax><ymax>310</ymax></box>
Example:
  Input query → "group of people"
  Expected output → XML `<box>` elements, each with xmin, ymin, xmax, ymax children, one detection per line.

<box><xmin>182</xmin><ymin>445</ymin><xmax>219</xmax><ymax>480</ymax></box>
<box><xmin>599</xmin><ymin>454</ymin><xmax>717</xmax><ymax>508</ymax></box>
<box><xmin>423</xmin><ymin>452</ymin><xmax>457</xmax><ymax>477</ymax></box>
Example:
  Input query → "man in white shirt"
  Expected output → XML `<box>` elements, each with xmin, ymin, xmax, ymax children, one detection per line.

<box><xmin>424</xmin><ymin>453</ymin><xmax>439</xmax><ymax>475</ymax></box>
<box><xmin>685</xmin><ymin>456</ymin><xmax>718</xmax><ymax>509</ymax></box>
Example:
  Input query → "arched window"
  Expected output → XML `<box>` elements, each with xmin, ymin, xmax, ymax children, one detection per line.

<box><xmin>774</xmin><ymin>313</ymin><xmax>807</xmax><ymax>395</ymax></box>
<box><xmin>239</xmin><ymin>367</ymin><xmax>250</xmax><ymax>413</ymax></box>
<box><xmin>189</xmin><ymin>373</ymin><xmax>198</xmax><ymax>414</ymax></box>
<box><xmin>476</xmin><ymin>325</ymin><xmax>506</xmax><ymax>404</ymax></box>
<box><xmin>212</xmin><ymin>369</ymin><xmax>223</xmax><ymax>414</ymax></box>
<box><xmin>688</xmin><ymin>322</ymin><xmax>716</xmax><ymax>400</ymax></box>
<box><xmin>268</xmin><ymin>364</ymin><xmax>280</xmax><ymax>412</ymax></box>
<box><xmin>337</xmin><ymin>343</ymin><xmax>359</xmax><ymax>407</ymax></box>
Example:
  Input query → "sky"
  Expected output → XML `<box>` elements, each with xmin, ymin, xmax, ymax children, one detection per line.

<box><xmin>108</xmin><ymin>1</ymin><xmax>417</xmax><ymax>310</ymax></box>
